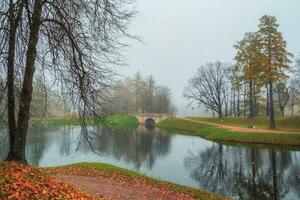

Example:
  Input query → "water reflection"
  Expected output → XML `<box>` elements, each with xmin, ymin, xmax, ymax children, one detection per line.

<box><xmin>1</xmin><ymin>126</ymin><xmax>300</xmax><ymax>199</ymax></box>
<box><xmin>184</xmin><ymin>144</ymin><xmax>300</xmax><ymax>200</ymax></box>
<box><xmin>26</xmin><ymin>126</ymin><xmax>172</xmax><ymax>170</ymax></box>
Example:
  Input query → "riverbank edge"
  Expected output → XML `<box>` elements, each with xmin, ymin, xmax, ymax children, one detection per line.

<box><xmin>43</xmin><ymin>162</ymin><xmax>228</xmax><ymax>200</ymax></box>
<box><xmin>0</xmin><ymin>114</ymin><xmax>139</xmax><ymax>130</ymax></box>
<box><xmin>188</xmin><ymin>116</ymin><xmax>300</xmax><ymax>133</ymax></box>
<box><xmin>156</xmin><ymin>118</ymin><xmax>300</xmax><ymax>147</ymax></box>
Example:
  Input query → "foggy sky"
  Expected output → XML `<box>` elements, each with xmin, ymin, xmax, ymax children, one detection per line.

<box><xmin>119</xmin><ymin>0</ymin><xmax>300</xmax><ymax>115</ymax></box>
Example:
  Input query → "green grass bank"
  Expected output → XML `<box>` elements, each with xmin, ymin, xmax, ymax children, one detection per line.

<box><xmin>105</xmin><ymin>114</ymin><xmax>139</xmax><ymax>129</ymax></box>
<box><xmin>45</xmin><ymin>162</ymin><xmax>227</xmax><ymax>200</ymax></box>
<box><xmin>189</xmin><ymin>116</ymin><xmax>300</xmax><ymax>132</ymax></box>
<box><xmin>27</xmin><ymin>114</ymin><xmax>139</xmax><ymax>130</ymax></box>
<box><xmin>157</xmin><ymin>118</ymin><xmax>300</xmax><ymax>146</ymax></box>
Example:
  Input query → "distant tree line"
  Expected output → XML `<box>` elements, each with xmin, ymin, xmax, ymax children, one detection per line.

<box><xmin>0</xmin><ymin>81</ymin><xmax>68</xmax><ymax>119</ymax></box>
<box><xmin>103</xmin><ymin>72</ymin><xmax>176</xmax><ymax>115</ymax></box>
<box><xmin>184</xmin><ymin>15</ymin><xmax>299</xmax><ymax>129</ymax></box>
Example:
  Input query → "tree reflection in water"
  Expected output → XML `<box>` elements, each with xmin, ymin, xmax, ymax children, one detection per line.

<box><xmin>26</xmin><ymin>126</ymin><xmax>172</xmax><ymax>170</ymax></box>
<box><xmin>184</xmin><ymin>144</ymin><xmax>300</xmax><ymax>200</ymax></box>
<box><xmin>90</xmin><ymin>126</ymin><xmax>172</xmax><ymax>170</ymax></box>
<box><xmin>3</xmin><ymin>125</ymin><xmax>300</xmax><ymax>200</ymax></box>
<box><xmin>26</xmin><ymin>126</ymin><xmax>76</xmax><ymax>166</ymax></box>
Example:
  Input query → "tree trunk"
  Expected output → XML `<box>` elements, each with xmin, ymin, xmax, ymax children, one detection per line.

<box><xmin>266</xmin><ymin>85</ymin><xmax>269</xmax><ymax>116</ymax></box>
<box><xmin>254</xmin><ymin>84</ymin><xmax>257</xmax><ymax>116</ymax></box>
<box><xmin>243</xmin><ymin>85</ymin><xmax>247</xmax><ymax>117</ymax></box>
<box><xmin>269</xmin><ymin>80</ymin><xmax>276</xmax><ymax>129</ymax></box>
<box><xmin>218</xmin><ymin>104</ymin><xmax>223</xmax><ymax>119</ymax></box>
<box><xmin>218</xmin><ymin>111</ymin><xmax>223</xmax><ymax>119</ymax></box>
<box><xmin>280</xmin><ymin>107</ymin><xmax>284</xmax><ymax>117</ymax></box>
<box><xmin>237</xmin><ymin>88</ymin><xmax>240</xmax><ymax>117</ymax></box>
<box><xmin>6</xmin><ymin>0</ymin><xmax>25</xmax><ymax>161</ymax></box>
<box><xmin>6</xmin><ymin>0</ymin><xmax>17</xmax><ymax>161</ymax></box>
<box><xmin>225</xmin><ymin>90</ymin><xmax>228</xmax><ymax>117</ymax></box>
<box><xmin>249</xmin><ymin>80</ymin><xmax>254</xmax><ymax>128</ymax></box>
<box><xmin>9</xmin><ymin>0</ymin><xmax>42</xmax><ymax>163</ymax></box>
<box><xmin>233</xmin><ymin>90</ymin><xmax>236</xmax><ymax>117</ymax></box>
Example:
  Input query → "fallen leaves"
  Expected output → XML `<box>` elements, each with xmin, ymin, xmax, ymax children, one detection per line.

<box><xmin>44</xmin><ymin>165</ymin><xmax>198</xmax><ymax>200</ymax></box>
<box><xmin>0</xmin><ymin>162</ymin><xmax>97</xmax><ymax>200</ymax></box>
<box><xmin>0</xmin><ymin>162</ymin><xmax>227</xmax><ymax>200</ymax></box>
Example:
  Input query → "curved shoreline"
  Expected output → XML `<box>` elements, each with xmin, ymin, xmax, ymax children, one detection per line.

<box><xmin>157</xmin><ymin>118</ymin><xmax>300</xmax><ymax>147</ymax></box>
<box><xmin>43</xmin><ymin>162</ymin><xmax>229</xmax><ymax>200</ymax></box>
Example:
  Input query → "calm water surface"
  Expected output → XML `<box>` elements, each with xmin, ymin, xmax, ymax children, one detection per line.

<box><xmin>1</xmin><ymin>126</ymin><xmax>300</xmax><ymax>200</ymax></box>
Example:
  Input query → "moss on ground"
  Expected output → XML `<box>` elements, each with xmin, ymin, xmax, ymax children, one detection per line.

<box><xmin>157</xmin><ymin>118</ymin><xmax>300</xmax><ymax>146</ymax></box>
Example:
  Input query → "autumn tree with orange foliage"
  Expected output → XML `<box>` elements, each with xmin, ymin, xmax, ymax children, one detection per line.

<box><xmin>234</xmin><ymin>32</ymin><xmax>265</xmax><ymax>128</ymax></box>
<box><xmin>234</xmin><ymin>15</ymin><xmax>292</xmax><ymax>129</ymax></box>
<box><xmin>257</xmin><ymin>15</ymin><xmax>293</xmax><ymax>129</ymax></box>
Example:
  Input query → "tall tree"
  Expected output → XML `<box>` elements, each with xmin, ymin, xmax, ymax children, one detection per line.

<box><xmin>184</xmin><ymin>62</ymin><xmax>227</xmax><ymax>119</ymax></box>
<box><xmin>257</xmin><ymin>15</ymin><xmax>292</xmax><ymax>128</ymax></box>
<box><xmin>145</xmin><ymin>75</ymin><xmax>155</xmax><ymax>113</ymax></box>
<box><xmin>234</xmin><ymin>32</ymin><xmax>264</xmax><ymax>127</ymax></box>
<box><xmin>132</xmin><ymin>72</ymin><xmax>143</xmax><ymax>113</ymax></box>
<box><xmin>228</xmin><ymin>64</ymin><xmax>243</xmax><ymax>116</ymax></box>
<box><xmin>1</xmin><ymin>0</ymin><xmax>135</xmax><ymax>163</ymax></box>
<box><xmin>153</xmin><ymin>86</ymin><xmax>173</xmax><ymax>114</ymax></box>
<box><xmin>4</xmin><ymin>0</ymin><xmax>26</xmax><ymax>162</ymax></box>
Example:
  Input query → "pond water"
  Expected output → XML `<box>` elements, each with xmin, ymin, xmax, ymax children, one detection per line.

<box><xmin>1</xmin><ymin>125</ymin><xmax>300</xmax><ymax>200</ymax></box>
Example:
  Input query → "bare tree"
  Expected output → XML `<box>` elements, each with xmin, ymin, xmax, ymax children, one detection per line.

<box><xmin>131</xmin><ymin>72</ymin><xmax>143</xmax><ymax>113</ymax></box>
<box><xmin>108</xmin><ymin>74</ymin><xmax>174</xmax><ymax>115</ymax></box>
<box><xmin>153</xmin><ymin>86</ymin><xmax>173</xmax><ymax>114</ymax></box>
<box><xmin>145</xmin><ymin>75</ymin><xmax>155</xmax><ymax>113</ymax></box>
<box><xmin>228</xmin><ymin>64</ymin><xmax>243</xmax><ymax>117</ymax></box>
<box><xmin>275</xmin><ymin>82</ymin><xmax>290</xmax><ymax>116</ymax></box>
<box><xmin>288</xmin><ymin>79</ymin><xmax>300</xmax><ymax>116</ymax></box>
<box><xmin>0</xmin><ymin>0</ymin><xmax>136</xmax><ymax>163</ymax></box>
<box><xmin>184</xmin><ymin>62</ymin><xmax>227</xmax><ymax>119</ymax></box>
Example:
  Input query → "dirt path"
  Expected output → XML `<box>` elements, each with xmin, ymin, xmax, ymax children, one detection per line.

<box><xmin>179</xmin><ymin>117</ymin><xmax>300</xmax><ymax>134</ymax></box>
<box><xmin>54</xmin><ymin>174</ymin><xmax>196</xmax><ymax>200</ymax></box>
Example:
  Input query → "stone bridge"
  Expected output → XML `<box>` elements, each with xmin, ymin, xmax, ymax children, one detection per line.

<box><xmin>134</xmin><ymin>113</ymin><xmax>171</xmax><ymax>125</ymax></box>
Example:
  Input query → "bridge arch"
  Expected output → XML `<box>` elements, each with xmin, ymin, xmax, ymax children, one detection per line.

<box><xmin>144</xmin><ymin>118</ymin><xmax>155</xmax><ymax>129</ymax></box>
<box><xmin>134</xmin><ymin>113</ymin><xmax>171</xmax><ymax>125</ymax></box>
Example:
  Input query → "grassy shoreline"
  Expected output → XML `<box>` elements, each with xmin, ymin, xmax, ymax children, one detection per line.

<box><xmin>13</xmin><ymin>114</ymin><xmax>139</xmax><ymax>130</ymax></box>
<box><xmin>44</xmin><ymin>162</ymin><xmax>228</xmax><ymax>200</ymax></box>
<box><xmin>189</xmin><ymin>116</ymin><xmax>300</xmax><ymax>132</ymax></box>
<box><xmin>1</xmin><ymin>114</ymin><xmax>139</xmax><ymax>130</ymax></box>
<box><xmin>157</xmin><ymin>118</ymin><xmax>300</xmax><ymax>146</ymax></box>
<box><xmin>0</xmin><ymin>161</ymin><xmax>227</xmax><ymax>200</ymax></box>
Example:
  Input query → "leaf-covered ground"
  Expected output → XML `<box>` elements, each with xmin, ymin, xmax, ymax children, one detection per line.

<box><xmin>0</xmin><ymin>162</ymin><xmax>96</xmax><ymax>200</ymax></box>
<box><xmin>43</xmin><ymin>163</ymin><xmax>228</xmax><ymax>200</ymax></box>
<box><xmin>0</xmin><ymin>161</ymin><xmax>228</xmax><ymax>200</ymax></box>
